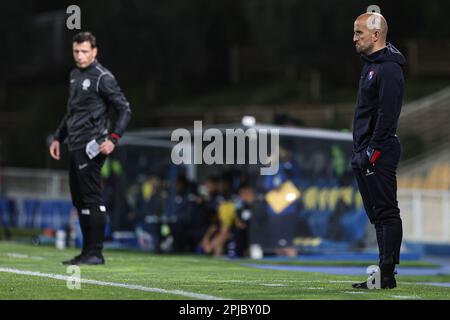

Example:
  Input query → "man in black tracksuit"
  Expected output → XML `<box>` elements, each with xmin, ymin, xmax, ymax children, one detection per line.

<box><xmin>351</xmin><ymin>13</ymin><xmax>405</xmax><ymax>289</ymax></box>
<box><xmin>49</xmin><ymin>32</ymin><xmax>131</xmax><ymax>265</ymax></box>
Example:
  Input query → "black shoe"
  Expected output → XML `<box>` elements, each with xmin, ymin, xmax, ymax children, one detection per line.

<box><xmin>352</xmin><ymin>270</ymin><xmax>379</xmax><ymax>289</ymax></box>
<box><xmin>381</xmin><ymin>275</ymin><xmax>397</xmax><ymax>289</ymax></box>
<box><xmin>380</xmin><ymin>265</ymin><xmax>397</xmax><ymax>289</ymax></box>
<box><xmin>352</xmin><ymin>270</ymin><xmax>397</xmax><ymax>289</ymax></box>
<box><xmin>62</xmin><ymin>254</ymin><xmax>85</xmax><ymax>266</ymax></box>
<box><xmin>78</xmin><ymin>255</ymin><xmax>105</xmax><ymax>265</ymax></box>
<box><xmin>352</xmin><ymin>281</ymin><xmax>369</xmax><ymax>289</ymax></box>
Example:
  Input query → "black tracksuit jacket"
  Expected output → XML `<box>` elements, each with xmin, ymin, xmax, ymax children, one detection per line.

<box><xmin>54</xmin><ymin>60</ymin><xmax>132</xmax><ymax>151</ymax></box>
<box><xmin>353</xmin><ymin>43</ymin><xmax>406</xmax><ymax>156</ymax></box>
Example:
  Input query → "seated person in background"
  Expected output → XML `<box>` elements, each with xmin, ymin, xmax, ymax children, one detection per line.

<box><xmin>199</xmin><ymin>175</ymin><xmax>221</xmax><ymax>225</ymax></box>
<box><xmin>200</xmin><ymin>199</ymin><xmax>243</xmax><ymax>256</ymax></box>
<box><xmin>233</xmin><ymin>183</ymin><xmax>256</xmax><ymax>257</ymax></box>
<box><xmin>194</xmin><ymin>175</ymin><xmax>220</xmax><ymax>251</ymax></box>
<box><xmin>198</xmin><ymin>208</ymin><xmax>220</xmax><ymax>255</ymax></box>
<box><xmin>171</xmin><ymin>174</ymin><xmax>202</xmax><ymax>252</ymax></box>
<box><xmin>134</xmin><ymin>175</ymin><xmax>165</xmax><ymax>251</ymax></box>
<box><xmin>206</xmin><ymin>175</ymin><xmax>221</xmax><ymax>206</ymax></box>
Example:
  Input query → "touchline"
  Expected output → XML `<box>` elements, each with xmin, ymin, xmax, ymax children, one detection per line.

<box><xmin>171</xmin><ymin>121</ymin><xmax>280</xmax><ymax>176</ymax></box>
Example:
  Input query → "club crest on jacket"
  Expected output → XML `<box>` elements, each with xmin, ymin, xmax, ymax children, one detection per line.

<box><xmin>82</xmin><ymin>79</ymin><xmax>91</xmax><ymax>90</ymax></box>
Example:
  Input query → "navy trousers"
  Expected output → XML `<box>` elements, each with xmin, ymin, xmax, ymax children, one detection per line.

<box><xmin>352</xmin><ymin>137</ymin><xmax>403</xmax><ymax>267</ymax></box>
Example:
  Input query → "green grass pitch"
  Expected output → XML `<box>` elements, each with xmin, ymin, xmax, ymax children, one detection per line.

<box><xmin>0</xmin><ymin>242</ymin><xmax>449</xmax><ymax>300</ymax></box>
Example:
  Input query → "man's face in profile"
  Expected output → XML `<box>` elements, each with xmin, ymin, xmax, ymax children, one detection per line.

<box><xmin>73</xmin><ymin>41</ymin><xmax>97</xmax><ymax>68</ymax></box>
<box><xmin>353</xmin><ymin>20</ymin><xmax>374</xmax><ymax>55</ymax></box>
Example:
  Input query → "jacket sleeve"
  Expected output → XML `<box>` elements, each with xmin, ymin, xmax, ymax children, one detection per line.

<box><xmin>98</xmin><ymin>73</ymin><xmax>132</xmax><ymax>139</ymax></box>
<box><xmin>369</xmin><ymin>63</ymin><xmax>404</xmax><ymax>151</ymax></box>
<box><xmin>54</xmin><ymin>73</ymin><xmax>74</xmax><ymax>143</ymax></box>
<box><xmin>53</xmin><ymin>111</ymin><xmax>69</xmax><ymax>142</ymax></box>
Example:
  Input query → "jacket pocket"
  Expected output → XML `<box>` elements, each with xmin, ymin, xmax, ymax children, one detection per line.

<box><xmin>357</xmin><ymin>149</ymin><xmax>370</xmax><ymax>171</ymax></box>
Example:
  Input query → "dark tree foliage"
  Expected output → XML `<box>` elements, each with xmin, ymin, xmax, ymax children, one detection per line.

<box><xmin>0</xmin><ymin>0</ymin><xmax>449</xmax><ymax>167</ymax></box>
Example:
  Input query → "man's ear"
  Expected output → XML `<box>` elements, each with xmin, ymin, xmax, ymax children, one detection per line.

<box><xmin>93</xmin><ymin>47</ymin><xmax>98</xmax><ymax>58</ymax></box>
<box><xmin>372</xmin><ymin>30</ymin><xmax>380</xmax><ymax>43</ymax></box>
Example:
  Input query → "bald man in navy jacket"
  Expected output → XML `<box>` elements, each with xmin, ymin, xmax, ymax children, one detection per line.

<box><xmin>351</xmin><ymin>12</ymin><xmax>405</xmax><ymax>289</ymax></box>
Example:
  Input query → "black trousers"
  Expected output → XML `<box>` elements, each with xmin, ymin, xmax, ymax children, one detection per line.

<box><xmin>69</xmin><ymin>148</ymin><xmax>107</xmax><ymax>257</ymax></box>
<box><xmin>352</xmin><ymin>138</ymin><xmax>403</xmax><ymax>268</ymax></box>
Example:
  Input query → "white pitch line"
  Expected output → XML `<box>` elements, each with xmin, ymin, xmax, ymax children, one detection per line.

<box><xmin>344</xmin><ymin>291</ymin><xmax>369</xmax><ymax>295</ymax></box>
<box><xmin>6</xmin><ymin>253</ymin><xmax>44</xmax><ymax>260</ymax></box>
<box><xmin>0</xmin><ymin>267</ymin><xmax>228</xmax><ymax>300</ymax></box>
<box><xmin>260</xmin><ymin>283</ymin><xmax>287</xmax><ymax>287</ymax></box>
<box><xmin>390</xmin><ymin>295</ymin><xmax>420</xmax><ymax>299</ymax></box>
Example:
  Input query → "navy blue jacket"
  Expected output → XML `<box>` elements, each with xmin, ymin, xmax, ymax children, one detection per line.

<box><xmin>353</xmin><ymin>43</ymin><xmax>406</xmax><ymax>155</ymax></box>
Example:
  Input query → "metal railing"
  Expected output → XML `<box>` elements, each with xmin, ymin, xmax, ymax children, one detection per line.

<box><xmin>1</xmin><ymin>168</ymin><xmax>449</xmax><ymax>245</ymax></box>
<box><xmin>399</xmin><ymin>86</ymin><xmax>450</xmax><ymax>151</ymax></box>
<box><xmin>399</xmin><ymin>189</ymin><xmax>450</xmax><ymax>244</ymax></box>
<box><xmin>1</xmin><ymin>167</ymin><xmax>70</xmax><ymax>199</ymax></box>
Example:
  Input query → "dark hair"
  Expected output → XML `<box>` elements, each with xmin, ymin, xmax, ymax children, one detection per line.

<box><xmin>73</xmin><ymin>32</ymin><xmax>97</xmax><ymax>48</ymax></box>
<box><xmin>206</xmin><ymin>175</ymin><xmax>219</xmax><ymax>183</ymax></box>
<box><xmin>238</xmin><ymin>183</ymin><xmax>252</xmax><ymax>193</ymax></box>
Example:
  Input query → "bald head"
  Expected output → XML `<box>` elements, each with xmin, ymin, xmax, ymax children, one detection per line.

<box><xmin>353</xmin><ymin>13</ymin><xmax>388</xmax><ymax>55</ymax></box>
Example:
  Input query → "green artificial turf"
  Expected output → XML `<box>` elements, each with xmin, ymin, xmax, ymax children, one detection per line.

<box><xmin>0</xmin><ymin>242</ymin><xmax>449</xmax><ymax>300</ymax></box>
